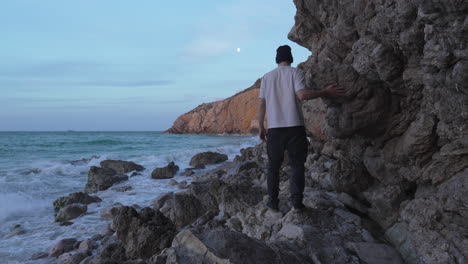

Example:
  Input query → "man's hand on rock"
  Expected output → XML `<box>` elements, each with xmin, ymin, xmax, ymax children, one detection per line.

<box><xmin>325</xmin><ymin>84</ymin><xmax>346</xmax><ymax>97</ymax></box>
<box><xmin>259</xmin><ymin>128</ymin><xmax>267</xmax><ymax>143</ymax></box>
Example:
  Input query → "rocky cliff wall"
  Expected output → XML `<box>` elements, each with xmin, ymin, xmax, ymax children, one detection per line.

<box><xmin>165</xmin><ymin>80</ymin><xmax>261</xmax><ymax>134</ymax></box>
<box><xmin>289</xmin><ymin>0</ymin><xmax>468</xmax><ymax>263</ymax></box>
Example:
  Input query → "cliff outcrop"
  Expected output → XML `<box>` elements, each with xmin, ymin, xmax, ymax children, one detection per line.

<box><xmin>289</xmin><ymin>0</ymin><xmax>468</xmax><ymax>263</ymax></box>
<box><xmin>165</xmin><ymin>80</ymin><xmax>261</xmax><ymax>134</ymax></box>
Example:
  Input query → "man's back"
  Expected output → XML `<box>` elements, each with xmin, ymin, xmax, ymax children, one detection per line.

<box><xmin>259</xmin><ymin>65</ymin><xmax>305</xmax><ymax>129</ymax></box>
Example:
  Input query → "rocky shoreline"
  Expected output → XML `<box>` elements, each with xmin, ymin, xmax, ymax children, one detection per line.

<box><xmin>30</xmin><ymin>144</ymin><xmax>409</xmax><ymax>264</ymax></box>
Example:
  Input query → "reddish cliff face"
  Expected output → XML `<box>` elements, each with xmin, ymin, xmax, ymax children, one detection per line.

<box><xmin>165</xmin><ymin>80</ymin><xmax>262</xmax><ymax>134</ymax></box>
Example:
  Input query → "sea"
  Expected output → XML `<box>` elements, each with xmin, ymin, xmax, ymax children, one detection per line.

<box><xmin>0</xmin><ymin>131</ymin><xmax>258</xmax><ymax>263</ymax></box>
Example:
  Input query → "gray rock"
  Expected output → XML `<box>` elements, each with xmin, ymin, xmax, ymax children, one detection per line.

<box><xmin>55</xmin><ymin>204</ymin><xmax>87</xmax><ymax>222</ymax></box>
<box><xmin>347</xmin><ymin>242</ymin><xmax>404</xmax><ymax>264</ymax></box>
<box><xmin>79</xmin><ymin>239</ymin><xmax>99</xmax><ymax>251</ymax></box>
<box><xmin>58</xmin><ymin>251</ymin><xmax>90</xmax><ymax>264</ymax></box>
<box><xmin>85</xmin><ymin>166</ymin><xmax>128</xmax><ymax>193</ymax></box>
<box><xmin>189</xmin><ymin>152</ymin><xmax>228</xmax><ymax>167</ymax></box>
<box><xmin>100</xmin><ymin>160</ymin><xmax>145</xmax><ymax>173</ymax></box>
<box><xmin>151</xmin><ymin>162</ymin><xmax>179</xmax><ymax>179</ymax></box>
<box><xmin>53</xmin><ymin>192</ymin><xmax>101</xmax><ymax>214</ymax></box>
<box><xmin>30</xmin><ymin>252</ymin><xmax>48</xmax><ymax>260</ymax></box>
<box><xmin>181</xmin><ymin>170</ymin><xmax>194</xmax><ymax>176</ymax></box>
<box><xmin>49</xmin><ymin>238</ymin><xmax>77</xmax><ymax>257</ymax></box>
<box><xmin>168</xmin><ymin>179</ymin><xmax>178</xmax><ymax>186</ymax></box>
<box><xmin>70</xmin><ymin>155</ymin><xmax>100</xmax><ymax>166</ymax></box>
<box><xmin>111</xmin><ymin>185</ymin><xmax>133</xmax><ymax>192</ymax></box>
<box><xmin>112</xmin><ymin>206</ymin><xmax>176</xmax><ymax>259</ymax></box>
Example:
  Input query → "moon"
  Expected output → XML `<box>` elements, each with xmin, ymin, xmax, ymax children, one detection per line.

<box><xmin>236</xmin><ymin>48</ymin><xmax>241</xmax><ymax>53</ymax></box>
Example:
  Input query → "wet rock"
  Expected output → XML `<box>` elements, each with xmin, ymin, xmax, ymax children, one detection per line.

<box><xmin>70</xmin><ymin>155</ymin><xmax>100</xmax><ymax>166</ymax></box>
<box><xmin>181</xmin><ymin>170</ymin><xmax>194</xmax><ymax>176</ymax></box>
<box><xmin>30</xmin><ymin>252</ymin><xmax>48</xmax><ymax>260</ymax></box>
<box><xmin>238</xmin><ymin>161</ymin><xmax>259</xmax><ymax>172</ymax></box>
<box><xmin>91</xmin><ymin>234</ymin><xmax>104</xmax><ymax>241</ymax></box>
<box><xmin>59</xmin><ymin>221</ymin><xmax>74</xmax><ymax>226</ymax></box>
<box><xmin>55</xmin><ymin>204</ymin><xmax>87</xmax><ymax>222</ymax></box>
<box><xmin>189</xmin><ymin>152</ymin><xmax>228</xmax><ymax>167</ymax></box>
<box><xmin>177</xmin><ymin>180</ymin><xmax>189</xmax><ymax>189</ymax></box>
<box><xmin>168</xmin><ymin>179</ymin><xmax>178</xmax><ymax>186</ymax></box>
<box><xmin>151</xmin><ymin>162</ymin><xmax>179</xmax><ymax>179</ymax></box>
<box><xmin>57</xmin><ymin>250</ymin><xmax>90</xmax><ymax>264</ymax></box>
<box><xmin>100</xmin><ymin>160</ymin><xmax>145</xmax><ymax>173</ymax></box>
<box><xmin>6</xmin><ymin>224</ymin><xmax>26</xmax><ymax>238</ymax></box>
<box><xmin>79</xmin><ymin>238</ymin><xmax>99</xmax><ymax>250</ymax></box>
<box><xmin>49</xmin><ymin>238</ymin><xmax>77</xmax><ymax>257</ymax></box>
<box><xmin>85</xmin><ymin>166</ymin><xmax>128</xmax><ymax>193</ymax></box>
<box><xmin>112</xmin><ymin>206</ymin><xmax>176</xmax><ymax>259</ymax></box>
<box><xmin>111</xmin><ymin>185</ymin><xmax>133</xmax><ymax>192</ymax></box>
<box><xmin>100</xmin><ymin>205</ymin><xmax>123</xmax><ymax>219</ymax></box>
<box><xmin>53</xmin><ymin>192</ymin><xmax>101</xmax><ymax>214</ymax></box>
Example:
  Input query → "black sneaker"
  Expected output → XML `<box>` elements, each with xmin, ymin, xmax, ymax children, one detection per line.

<box><xmin>266</xmin><ymin>200</ymin><xmax>279</xmax><ymax>211</ymax></box>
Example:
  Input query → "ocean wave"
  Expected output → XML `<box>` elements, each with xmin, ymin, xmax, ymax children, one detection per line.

<box><xmin>0</xmin><ymin>192</ymin><xmax>50</xmax><ymax>222</ymax></box>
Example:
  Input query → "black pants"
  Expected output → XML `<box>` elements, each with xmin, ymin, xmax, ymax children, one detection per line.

<box><xmin>267</xmin><ymin>126</ymin><xmax>308</xmax><ymax>207</ymax></box>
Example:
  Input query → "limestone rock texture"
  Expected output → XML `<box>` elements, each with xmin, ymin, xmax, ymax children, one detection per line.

<box><xmin>165</xmin><ymin>80</ymin><xmax>261</xmax><ymax>134</ymax></box>
<box><xmin>288</xmin><ymin>0</ymin><xmax>468</xmax><ymax>263</ymax></box>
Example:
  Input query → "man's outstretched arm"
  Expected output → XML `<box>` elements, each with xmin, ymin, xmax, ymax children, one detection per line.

<box><xmin>257</xmin><ymin>98</ymin><xmax>267</xmax><ymax>142</ymax></box>
<box><xmin>296</xmin><ymin>84</ymin><xmax>346</xmax><ymax>101</ymax></box>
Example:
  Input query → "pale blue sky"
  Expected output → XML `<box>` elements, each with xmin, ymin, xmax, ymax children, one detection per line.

<box><xmin>0</xmin><ymin>0</ymin><xmax>311</xmax><ymax>131</ymax></box>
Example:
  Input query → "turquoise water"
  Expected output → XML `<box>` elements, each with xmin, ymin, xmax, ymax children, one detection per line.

<box><xmin>0</xmin><ymin>132</ymin><xmax>257</xmax><ymax>263</ymax></box>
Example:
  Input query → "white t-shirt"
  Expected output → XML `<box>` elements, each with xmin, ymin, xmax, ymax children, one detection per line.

<box><xmin>259</xmin><ymin>65</ymin><xmax>305</xmax><ymax>129</ymax></box>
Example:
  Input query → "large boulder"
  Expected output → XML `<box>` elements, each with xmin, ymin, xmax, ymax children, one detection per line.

<box><xmin>53</xmin><ymin>192</ymin><xmax>101</xmax><ymax>214</ymax></box>
<box><xmin>100</xmin><ymin>160</ymin><xmax>145</xmax><ymax>173</ymax></box>
<box><xmin>157</xmin><ymin>228</ymin><xmax>309</xmax><ymax>264</ymax></box>
<box><xmin>55</xmin><ymin>204</ymin><xmax>87</xmax><ymax>222</ymax></box>
<box><xmin>189</xmin><ymin>152</ymin><xmax>228</xmax><ymax>167</ymax></box>
<box><xmin>112</xmin><ymin>206</ymin><xmax>176</xmax><ymax>259</ymax></box>
<box><xmin>85</xmin><ymin>166</ymin><xmax>128</xmax><ymax>193</ymax></box>
<box><xmin>151</xmin><ymin>162</ymin><xmax>179</xmax><ymax>179</ymax></box>
<box><xmin>156</xmin><ymin>192</ymin><xmax>207</xmax><ymax>229</ymax></box>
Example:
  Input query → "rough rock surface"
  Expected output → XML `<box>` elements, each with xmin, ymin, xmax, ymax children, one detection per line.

<box><xmin>151</xmin><ymin>162</ymin><xmax>180</xmax><ymax>179</ymax></box>
<box><xmin>165</xmin><ymin>80</ymin><xmax>262</xmax><ymax>134</ymax></box>
<box><xmin>288</xmin><ymin>0</ymin><xmax>468</xmax><ymax>263</ymax></box>
<box><xmin>100</xmin><ymin>160</ymin><xmax>145</xmax><ymax>173</ymax></box>
<box><xmin>85</xmin><ymin>166</ymin><xmax>129</xmax><ymax>193</ymax></box>
<box><xmin>112</xmin><ymin>206</ymin><xmax>176</xmax><ymax>259</ymax></box>
<box><xmin>55</xmin><ymin>204</ymin><xmax>88</xmax><ymax>222</ymax></box>
<box><xmin>189</xmin><ymin>152</ymin><xmax>228</xmax><ymax>167</ymax></box>
<box><xmin>53</xmin><ymin>192</ymin><xmax>101</xmax><ymax>214</ymax></box>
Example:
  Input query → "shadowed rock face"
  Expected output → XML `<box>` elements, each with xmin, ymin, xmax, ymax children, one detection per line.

<box><xmin>165</xmin><ymin>80</ymin><xmax>262</xmax><ymax>134</ymax></box>
<box><xmin>289</xmin><ymin>0</ymin><xmax>468</xmax><ymax>263</ymax></box>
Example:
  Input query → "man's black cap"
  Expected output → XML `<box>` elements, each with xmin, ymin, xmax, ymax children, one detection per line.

<box><xmin>276</xmin><ymin>45</ymin><xmax>293</xmax><ymax>64</ymax></box>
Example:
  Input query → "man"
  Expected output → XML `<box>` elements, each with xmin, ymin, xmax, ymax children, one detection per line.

<box><xmin>257</xmin><ymin>45</ymin><xmax>345</xmax><ymax>211</ymax></box>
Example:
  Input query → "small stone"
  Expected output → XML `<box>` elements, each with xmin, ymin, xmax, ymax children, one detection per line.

<box><xmin>168</xmin><ymin>179</ymin><xmax>178</xmax><ymax>186</ymax></box>
<box><xmin>59</xmin><ymin>221</ymin><xmax>74</xmax><ymax>226</ymax></box>
<box><xmin>178</xmin><ymin>180</ymin><xmax>189</xmax><ymax>189</ymax></box>
<box><xmin>181</xmin><ymin>170</ymin><xmax>194</xmax><ymax>176</ymax></box>
<box><xmin>91</xmin><ymin>234</ymin><xmax>103</xmax><ymax>241</ymax></box>
<box><xmin>79</xmin><ymin>239</ymin><xmax>99</xmax><ymax>250</ymax></box>
<box><xmin>30</xmin><ymin>252</ymin><xmax>48</xmax><ymax>260</ymax></box>
<box><xmin>111</xmin><ymin>185</ymin><xmax>133</xmax><ymax>192</ymax></box>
